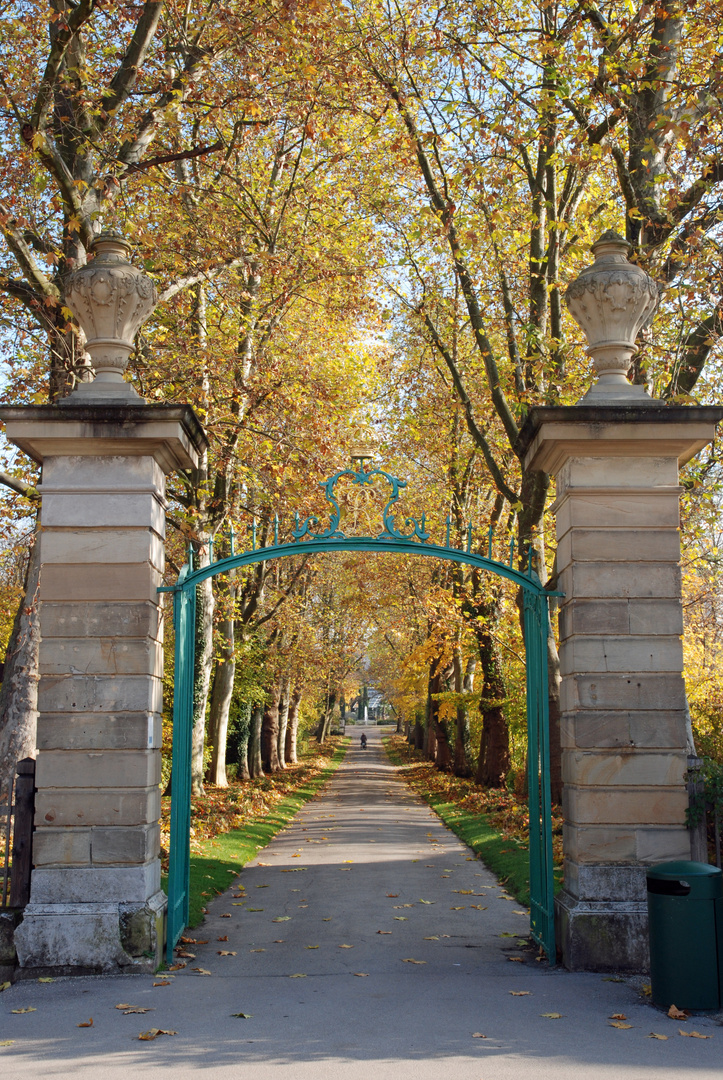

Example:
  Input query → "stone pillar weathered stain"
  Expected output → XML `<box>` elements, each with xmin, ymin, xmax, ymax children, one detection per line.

<box><xmin>521</xmin><ymin>405</ymin><xmax>723</xmax><ymax>971</ymax></box>
<box><xmin>0</xmin><ymin>404</ymin><xmax>206</xmax><ymax>973</ymax></box>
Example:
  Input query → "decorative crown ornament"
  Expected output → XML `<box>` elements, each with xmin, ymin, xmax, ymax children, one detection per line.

<box><xmin>62</xmin><ymin>232</ymin><xmax>158</xmax><ymax>403</ymax></box>
<box><xmin>565</xmin><ymin>230</ymin><xmax>660</xmax><ymax>405</ymax></box>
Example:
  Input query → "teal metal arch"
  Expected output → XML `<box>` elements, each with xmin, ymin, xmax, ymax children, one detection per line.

<box><xmin>161</xmin><ymin>462</ymin><xmax>559</xmax><ymax>965</ymax></box>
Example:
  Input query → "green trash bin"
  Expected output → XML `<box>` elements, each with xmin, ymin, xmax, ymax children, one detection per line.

<box><xmin>647</xmin><ymin>860</ymin><xmax>723</xmax><ymax>1010</ymax></box>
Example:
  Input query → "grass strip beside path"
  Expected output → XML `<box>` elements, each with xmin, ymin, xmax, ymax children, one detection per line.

<box><xmin>383</xmin><ymin>735</ymin><xmax>563</xmax><ymax>908</ymax></box>
<box><xmin>164</xmin><ymin>739</ymin><xmax>349</xmax><ymax>929</ymax></box>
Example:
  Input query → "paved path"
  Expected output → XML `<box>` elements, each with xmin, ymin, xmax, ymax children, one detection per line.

<box><xmin>1</xmin><ymin>728</ymin><xmax>720</xmax><ymax>1077</ymax></box>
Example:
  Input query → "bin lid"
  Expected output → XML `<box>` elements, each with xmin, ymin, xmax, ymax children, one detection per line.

<box><xmin>647</xmin><ymin>860</ymin><xmax>722</xmax><ymax>900</ymax></box>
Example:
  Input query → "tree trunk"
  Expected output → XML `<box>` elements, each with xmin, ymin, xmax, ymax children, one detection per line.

<box><xmin>0</xmin><ymin>523</ymin><xmax>41</xmax><ymax>790</ymax></box>
<box><xmin>452</xmin><ymin>646</ymin><xmax>473</xmax><ymax>777</ymax></box>
<box><xmin>206</xmin><ymin>590</ymin><xmax>236</xmax><ymax>787</ymax></box>
<box><xmin>475</xmin><ymin>621</ymin><xmax>510</xmax><ymax>788</ymax></box>
<box><xmin>262</xmin><ymin>687</ymin><xmax>282</xmax><ymax>773</ymax></box>
<box><xmin>276</xmin><ymin>676</ymin><xmax>290</xmax><ymax>769</ymax></box>
<box><xmin>316</xmin><ymin>688</ymin><xmax>336</xmax><ymax>744</ymax></box>
<box><xmin>234</xmin><ymin>699</ymin><xmax>251</xmax><ymax>781</ymax></box>
<box><xmin>191</xmin><ymin>559</ymin><xmax>214</xmax><ymax>796</ymax></box>
<box><xmin>285</xmin><ymin>689</ymin><xmax>301</xmax><ymax>764</ymax></box>
<box><xmin>248</xmin><ymin>703</ymin><xmax>265</xmax><ymax>779</ymax></box>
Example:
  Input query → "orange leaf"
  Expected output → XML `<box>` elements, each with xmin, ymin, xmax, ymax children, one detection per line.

<box><xmin>77</xmin><ymin>1018</ymin><xmax>93</xmax><ymax>1028</ymax></box>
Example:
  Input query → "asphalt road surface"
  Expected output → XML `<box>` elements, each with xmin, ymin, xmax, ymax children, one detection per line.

<box><xmin>1</xmin><ymin>727</ymin><xmax>720</xmax><ymax>1078</ymax></box>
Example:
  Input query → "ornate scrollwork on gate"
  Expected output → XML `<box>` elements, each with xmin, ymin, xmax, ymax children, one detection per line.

<box><xmin>292</xmin><ymin>463</ymin><xmax>430</xmax><ymax>542</ymax></box>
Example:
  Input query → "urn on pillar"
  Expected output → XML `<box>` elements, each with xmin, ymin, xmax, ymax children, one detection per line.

<box><xmin>63</xmin><ymin>232</ymin><xmax>158</xmax><ymax>403</ymax></box>
<box><xmin>565</xmin><ymin>230</ymin><xmax>659</xmax><ymax>405</ymax></box>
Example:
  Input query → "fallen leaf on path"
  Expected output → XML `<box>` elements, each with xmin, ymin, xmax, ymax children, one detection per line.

<box><xmin>352</xmin><ymin>973</ymin><xmax>369</xmax><ymax>977</ymax></box>
<box><xmin>256</xmin><ymin>884</ymin><xmax>269</xmax><ymax>888</ymax></box>
<box><xmin>648</xmin><ymin>1033</ymin><xmax>668</xmax><ymax>1040</ymax></box>
<box><xmin>450</xmin><ymin>906</ymin><xmax>465</xmax><ymax>910</ymax></box>
<box><xmin>679</xmin><ymin>1030</ymin><xmax>711</xmax><ymax>1039</ymax></box>
<box><xmin>306</xmin><ymin>945</ymin><xmax>319</xmax><ymax>950</ymax></box>
<box><xmin>176</xmin><ymin>950</ymin><xmax>195</xmax><ymax>958</ymax></box>
<box><xmin>339</xmin><ymin>944</ymin><xmax>354</xmax><ymax>949</ymax></box>
<box><xmin>231</xmin><ymin>1012</ymin><xmax>252</xmax><ymax>1018</ymax></box>
<box><xmin>247</xmin><ymin>908</ymin><xmax>263</xmax><ymax>912</ymax></box>
<box><xmin>423</xmin><ymin>936</ymin><xmax>439</xmax><ymax>941</ymax></box>
<box><xmin>609</xmin><ymin>1021</ymin><xmax>633</xmax><ymax>1029</ymax></box>
<box><xmin>38</xmin><ymin>978</ymin><xmax>54</xmax><ymax>983</ymax></box>
<box><xmin>289</xmin><ymin>974</ymin><xmax>307</xmax><ymax>978</ymax></box>
<box><xmin>217</xmin><ymin>951</ymin><xmax>237</xmax><ymax>956</ymax></box>
<box><xmin>470</xmin><ymin>905</ymin><xmax>487</xmax><ymax>910</ymax></box>
<box><xmin>322</xmin><ymin>918</ymin><xmax>332</xmax><ymax>922</ymax></box>
<box><xmin>668</xmin><ymin>1004</ymin><xmax>689</xmax><ymax>1019</ymax></box>
<box><xmin>138</xmin><ymin>1028</ymin><xmax>177</xmax><ymax>1040</ymax></box>
<box><xmin>77</xmin><ymin>1019</ymin><xmax>93</xmax><ymax>1027</ymax></box>
<box><xmin>610</xmin><ymin>1013</ymin><xmax>627</xmax><ymax>1020</ymax></box>
<box><xmin>377</xmin><ymin>931</ymin><xmax>392</xmax><ymax>935</ymax></box>
<box><xmin>257</xmin><ymin>862</ymin><xmax>270</xmax><ymax>866</ymax></box>
<box><xmin>232</xmin><ymin>894</ymin><xmax>245</xmax><ymax>899</ymax></box>
<box><xmin>541</xmin><ymin>1013</ymin><xmax>564</xmax><ymax>1019</ymax></box>
<box><xmin>153</xmin><ymin>980</ymin><xmax>172</xmax><ymax>987</ymax></box>
<box><xmin>499</xmin><ymin>932</ymin><xmax>515</xmax><ymax>937</ymax></box>
<box><xmin>394</xmin><ymin>917</ymin><xmax>408</xmax><ymax>921</ymax></box>
<box><xmin>168</xmin><ymin>963</ymin><xmax>186</xmax><ymax>971</ymax></box>
<box><xmin>220</xmin><ymin>913</ymin><xmax>231</xmax><ymax>918</ymax></box>
<box><xmin>507</xmin><ymin>957</ymin><xmax>524</xmax><ymax>963</ymax></box>
<box><xmin>11</xmin><ymin>1007</ymin><xmax>36</xmax><ymax>1013</ymax></box>
<box><xmin>190</xmin><ymin>969</ymin><xmax>211</xmax><ymax>976</ymax></box>
<box><xmin>273</xmin><ymin>917</ymin><xmax>290</xmax><ymax>922</ymax></box>
<box><xmin>0</xmin><ymin>1040</ymin><xmax>14</xmax><ymax>1045</ymax></box>
<box><xmin>217</xmin><ymin>936</ymin><xmax>228</xmax><ymax>942</ymax></box>
<box><xmin>641</xmin><ymin>983</ymin><xmax>652</xmax><ymax>996</ymax></box>
<box><xmin>402</xmin><ymin>959</ymin><xmax>426</xmax><ymax>964</ymax></box>
<box><xmin>120</xmin><ymin>1007</ymin><xmax>153</xmax><ymax>1015</ymax></box>
<box><xmin>510</xmin><ymin>991</ymin><xmax>531</xmax><ymax>996</ymax></box>
<box><xmin>250</xmin><ymin>949</ymin><xmax>265</xmax><ymax>953</ymax></box>
<box><xmin>454</xmin><ymin>890</ymin><xmax>474</xmax><ymax>895</ymax></box>
<box><xmin>418</xmin><ymin>899</ymin><xmax>434</xmax><ymax>905</ymax></box>
<box><xmin>471</xmin><ymin>1032</ymin><xmax>488</xmax><ymax>1039</ymax></box>
<box><xmin>0</xmin><ymin>983</ymin><xmax>11</xmax><ymax>992</ymax></box>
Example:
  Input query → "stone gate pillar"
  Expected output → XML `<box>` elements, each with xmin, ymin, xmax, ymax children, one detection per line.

<box><xmin>522</xmin><ymin>406</ymin><xmax>722</xmax><ymax>970</ymax></box>
<box><xmin>518</xmin><ymin>232</ymin><xmax>723</xmax><ymax>969</ymax></box>
<box><xmin>0</xmin><ymin>235</ymin><xmax>206</xmax><ymax>973</ymax></box>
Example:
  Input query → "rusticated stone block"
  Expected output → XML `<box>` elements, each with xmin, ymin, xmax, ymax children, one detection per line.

<box><xmin>91</xmin><ymin>824</ymin><xmax>160</xmax><ymax>866</ymax></box>
<box><xmin>35</xmin><ymin>786</ymin><xmax>160</xmax><ymax>828</ymax></box>
<box><xmin>35</xmin><ymin>749</ymin><xmax>161</xmax><ymax>789</ymax></box>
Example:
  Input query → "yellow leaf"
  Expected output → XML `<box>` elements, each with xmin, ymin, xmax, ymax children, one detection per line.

<box><xmin>339</xmin><ymin>944</ymin><xmax>354</xmax><ymax>949</ymax></box>
<box><xmin>289</xmin><ymin>974</ymin><xmax>307</xmax><ymax>978</ymax></box>
<box><xmin>510</xmin><ymin>991</ymin><xmax>531</xmax><ymax>996</ymax></box>
<box><xmin>610</xmin><ymin>1013</ymin><xmax>627</xmax><ymax>1020</ymax></box>
<box><xmin>11</xmin><ymin>1007</ymin><xmax>36</xmax><ymax>1013</ymax></box>
<box><xmin>648</xmin><ymin>1033</ymin><xmax>668</xmax><ymax>1040</ymax></box>
<box><xmin>609</xmin><ymin>1021</ymin><xmax>633</xmax><ymax>1029</ymax></box>
<box><xmin>0</xmin><ymin>1040</ymin><xmax>14</xmax><ymax>1046</ymax></box>
<box><xmin>541</xmin><ymin>1013</ymin><xmax>564</xmax><ymax>1019</ymax></box>
<box><xmin>423</xmin><ymin>936</ymin><xmax>439</xmax><ymax>940</ymax></box>
<box><xmin>306</xmin><ymin>945</ymin><xmax>319</xmax><ymax>950</ymax></box>
<box><xmin>0</xmin><ymin>982</ymin><xmax>11</xmax><ymax>992</ymax></box>
<box><xmin>250</xmin><ymin>949</ymin><xmax>265</xmax><ymax>953</ymax></box>
<box><xmin>217</xmin><ymin>951</ymin><xmax>236</xmax><ymax>956</ymax></box>
<box><xmin>668</xmin><ymin>1004</ymin><xmax>689</xmax><ymax>1019</ymax></box>
<box><xmin>680</xmin><ymin>1030</ymin><xmax>712</xmax><ymax>1039</ymax></box>
<box><xmin>190</xmin><ymin>969</ymin><xmax>211</xmax><ymax>976</ymax></box>
<box><xmin>138</xmin><ymin>1029</ymin><xmax>177</xmax><ymax>1040</ymax></box>
<box><xmin>471</xmin><ymin>1032</ymin><xmax>488</xmax><ymax>1038</ymax></box>
<box><xmin>402</xmin><ymin>958</ymin><xmax>426</xmax><ymax>964</ymax></box>
<box><xmin>352</xmin><ymin>973</ymin><xmax>369</xmax><ymax>977</ymax></box>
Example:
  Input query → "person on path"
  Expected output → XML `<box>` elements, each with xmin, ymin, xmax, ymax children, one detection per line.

<box><xmin>360</xmin><ymin>732</ymin><xmax>367</xmax><ymax>749</ymax></box>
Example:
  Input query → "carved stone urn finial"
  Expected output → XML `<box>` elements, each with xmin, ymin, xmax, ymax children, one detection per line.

<box><xmin>63</xmin><ymin>232</ymin><xmax>157</xmax><ymax>404</ymax></box>
<box><xmin>565</xmin><ymin>230</ymin><xmax>660</xmax><ymax>405</ymax></box>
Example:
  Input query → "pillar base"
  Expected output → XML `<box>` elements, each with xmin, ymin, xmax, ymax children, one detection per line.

<box><xmin>555</xmin><ymin>890</ymin><xmax>649</xmax><ymax>972</ymax></box>
<box><xmin>14</xmin><ymin>891</ymin><xmax>166</xmax><ymax>975</ymax></box>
